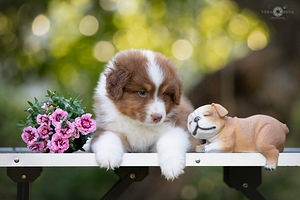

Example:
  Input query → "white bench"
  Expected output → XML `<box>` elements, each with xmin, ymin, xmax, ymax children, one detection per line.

<box><xmin>1</xmin><ymin>147</ymin><xmax>300</xmax><ymax>200</ymax></box>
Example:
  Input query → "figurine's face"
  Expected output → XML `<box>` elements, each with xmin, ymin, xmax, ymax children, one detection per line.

<box><xmin>187</xmin><ymin>104</ymin><xmax>226</xmax><ymax>140</ymax></box>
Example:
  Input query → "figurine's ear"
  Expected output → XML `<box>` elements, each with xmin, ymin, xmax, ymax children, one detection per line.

<box><xmin>211</xmin><ymin>103</ymin><xmax>228</xmax><ymax>118</ymax></box>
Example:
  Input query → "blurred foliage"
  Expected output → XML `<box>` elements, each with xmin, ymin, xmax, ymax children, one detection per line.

<box><xmin>1</xmin><ymin>0</ymin><xmax>299</xmax><ymax>200</ymax></box>
<box><xmin>0</xmin><ymin>0</ymin><xmax>270</xmax><ymax>146</ymax></box>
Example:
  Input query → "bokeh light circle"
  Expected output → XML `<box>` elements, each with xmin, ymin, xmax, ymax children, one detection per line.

<box><xmin>172</xmin><ymin>39</ymin><xmax>193</xmax><ymax>61</ymax></box>
<box><xmin>93</xmin><ymin>41</ymin><xmax>115</xmax><ymax>62</ymax></box>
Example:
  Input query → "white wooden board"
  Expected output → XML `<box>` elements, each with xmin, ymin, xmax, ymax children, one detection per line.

<box><xmin>0</xmin><ymin>148</ymin><xmax>299</xmax><ymax>167</ymax></box>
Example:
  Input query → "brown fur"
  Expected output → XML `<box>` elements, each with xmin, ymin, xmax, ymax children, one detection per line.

<box><xmin>92</xmin><ymin>49</ymin><xmax>200</xmax><ymax>153</ymax></box>
<box><xmin>104</xmin><ymin>51</ymin><xmax>182</xmax><ymax>122</ymax></box>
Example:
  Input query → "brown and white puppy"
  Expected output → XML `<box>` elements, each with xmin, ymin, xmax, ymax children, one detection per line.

<box><xmin>91</xmin><ymin>49</ymin><xmax>199</xmax><ymax>180</ymax></box>
<box><xmin>187</xmin><ymin>103</ymin><xmax>289</xmax><ymax>170</ymax></box>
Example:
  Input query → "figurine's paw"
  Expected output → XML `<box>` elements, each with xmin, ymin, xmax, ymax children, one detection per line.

<box><xmin>264</xmin><ymin>163</ymin><xmax>277</xmax><ymax>171</ymax></box>
<box><xmin>201</xmin><ymin>143</ymin><xmax>223</xmax><ymax>153</ymax></box>
<box><xmin>195</xmin><ymin>144</ymin><xmax>205</xmax><ymax>153</ymax></box>
<box><xmin>203</xmin><ymin>145</ymin><xmax>213</xmax><ymax>152</ymax></box>
<box><xmin>160</xmin><ymin>157</ymin><xmax>185</xmax><ymax>181</ymax></box>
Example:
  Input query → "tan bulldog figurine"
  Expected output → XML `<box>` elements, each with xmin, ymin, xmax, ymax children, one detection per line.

<box><xmin>187</xmin><ymin>103</ymin><xmax>289</xmax><ymax>171</ymax></box>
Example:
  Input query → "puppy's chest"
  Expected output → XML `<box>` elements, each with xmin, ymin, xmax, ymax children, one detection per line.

<box><xmin>108</xmin><ymin>121</ymin><xmax>168</xmax><ymax>152</ymax></box>
<box><xmin>125</xmin><ymin>129</ymin><xmax>161</xmax><ymax>152</ymax></box>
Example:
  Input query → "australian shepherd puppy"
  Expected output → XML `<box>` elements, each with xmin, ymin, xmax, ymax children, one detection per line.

<box><xmin>91</xmin><ymin>49</ymin><xmax>198</xmax><ymax>180</ymax></box>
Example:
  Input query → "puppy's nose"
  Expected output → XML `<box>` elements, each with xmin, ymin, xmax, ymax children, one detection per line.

<box><xmin>151</xmin><ymin>113</ymin><xmax>162</xmax><ymax>123</ymax></box>
<box><xmin>194</xmin><ymin>116</ymin><xmax>201</xmax><ymax>122</ymax></box>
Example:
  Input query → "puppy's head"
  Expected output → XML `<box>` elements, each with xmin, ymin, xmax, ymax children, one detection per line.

<box><xmin>105</xmin><ymin>49</ymin><xmax>182</xmax><ymax>125</ymax></box>
<box><xmin>187</xmin><ymin>103</ymin><xmax>228</xmax><ymax>140</ymax></box>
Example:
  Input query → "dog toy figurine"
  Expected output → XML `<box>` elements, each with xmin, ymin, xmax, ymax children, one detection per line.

<box><xmin>187</xmin><ymin>103</ymin><xmax>289</xmax><ymax>170</ymax></box>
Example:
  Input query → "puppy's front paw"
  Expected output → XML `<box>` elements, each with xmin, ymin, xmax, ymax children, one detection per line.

<box><xmin>160</xmin><ymin>158</ymin><xmax>185</xmax><ymax>181</ymax></box>
<box><xmin>95</xmin><ymin>150</ymin><xmax>123</xmax><ymax>170</ymax></box>
<box><xmin>156</xmin><ymin>127</ymin><xmax>190</xmax><ymax>180</ymax></box>
<box><xmin>160</xmin><ymin>162</ymin><xmax>185</xmax><ymax>180</ymax></box>
<box><xmin>92</xmin><ymin>132</ymin><xmax>124</xmax><ymax>170</ymax></box>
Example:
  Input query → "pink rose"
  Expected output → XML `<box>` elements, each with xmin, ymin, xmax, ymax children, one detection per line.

<box><xmin>75</xmin><ymin>113</ymin><xmax>96</xmax><ymax>135</ymax></box>
<box><xmin>49</xmin><ymin>108</ymin><xmax>68</xmax><ymax>127</ymax></box>
<box><xmin>37</xmin><ymin>114</ymin><xmax>50</xmax><ymax>125</ymax></box>
<box><xmin>49</xmin><ymin>134</ymin><xmax>69</xmax><ymax>153</ymax></box>
<box><xmin>27</xmin><ymin>141</ymin><xmax>48</xmax><ymax>153</ymax></box>
<box><xmin>55</xmin><ymin>121</ymin><xmax>75</xmax><ymax>138</ymax></box>
<box><xmin>37</xmin><ymin>124</ymin><xmax>53</xmax><ymax>139</ymax></box>
<box><xmin>21</xmin><ymin>126</ymin><xmax>39</xmax><ymax>144</ymax></box>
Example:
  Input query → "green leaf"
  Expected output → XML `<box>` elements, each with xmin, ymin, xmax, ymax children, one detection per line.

<box><xmin>79</xmin><ymin>147</ymin><xmax>85</xmax><ymax>152</ymax></box>
<box><xmin>17</xmin><ymin>120</ymin><xmax>26</xmax><ymax>127</ymax></box>
<box><xmin>47</xmin><ymin>89</ymin><xmax>52</xmax><ymax>96</ymax></box>
<box><xmin>34</xmin><ymin>97</ymin><xmax>39</xmax><ymax>106</ymax></box>
<box><xmin>33</xmin><ymin>106</ymin><xmax>39</xmax><ymax>113</ymax></box>
<box><xmin>67</xmin><ymin>112</ymin><xmax>73</xmax><ymax>118</ymax></box>
<box><xmin>27</xmin><ymin>101</ymin><xmax>33</xmax><ymax>107</ymax></box>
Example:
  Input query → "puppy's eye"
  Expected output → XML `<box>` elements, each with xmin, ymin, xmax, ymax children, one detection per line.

<box><xmin>138</xmin><ymin>90</ymin><xmax>147</xmax><ymax>97</ymax></box>
<box><xmin>204</xmin><ymin>114</ymin><xmax>212</xmax><ymax>117</ymax></box>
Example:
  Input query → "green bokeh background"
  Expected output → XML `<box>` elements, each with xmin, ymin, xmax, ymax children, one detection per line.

<box><xmin>0</xmin><ymin>0</ymin><xmax>299</xmax><ymax>199</ymax></box>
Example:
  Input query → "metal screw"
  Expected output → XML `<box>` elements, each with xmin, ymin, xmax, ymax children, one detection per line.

<box><xmin>14</xmin><ymin>158</ymin><xmax>19</xmax><ymax>163</ymax></box>
<box><xmin>22</xmin><ymin>175</ymin><xmax>27</xmax><ymax>180</ymax></box>
<box><xmin>242</xmin><ymin>183</ymin><xmax>248</xmax><ymax>188</ymax></box>
<box><xmin>129</xmin><ymin>173</ymin><xmax>136</xmax><ymax>179</ymax></box>
<box><xmin>195</xmin><ymin>159</ymin><xmax>201</xmax><ymax>164</ymax></box>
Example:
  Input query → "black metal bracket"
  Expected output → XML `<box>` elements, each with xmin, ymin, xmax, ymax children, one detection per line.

<box><xmin>7</xmin><ymin>167</ymin><xmax>43</xmax><ymax>200</ymax></box>
<box><xmin>223</xmin><ymin>166</ymin><xmax>266</xmax><ymax>200</ymax></box>
<box><xmin>5</xmin><ymin>166</ymin><xmax>267</xmax><ymax>199</ymax></box>
<box><xmin>101</xmin><ymin>167</ymin><xmax>149</xmax><ymax>200</ymax></box>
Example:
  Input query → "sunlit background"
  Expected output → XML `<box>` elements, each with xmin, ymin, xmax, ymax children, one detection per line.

<box><xmin>1</xmin><ymin>0</ymin><xmax>299</xmax><ymax>199</ymax></box>
<box><xmin>0</xmin><ymin>0</ymin><xmax>272</xmax><ymax>145</ymax></box>
<box><xmin>0</xmin><ymin>0</ymin><xmax>270</xmax><ymax>97</ymax></box>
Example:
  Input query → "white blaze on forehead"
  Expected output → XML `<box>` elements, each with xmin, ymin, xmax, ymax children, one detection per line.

<box><xmin>143</xmin><ymin>50</ymin><xmax>166</xmax><ymax>123</ymax></box>
<box><xmin>143</xmin><ymin>50</ymin><xmax>164</xmax><ymax>92</ymax></box>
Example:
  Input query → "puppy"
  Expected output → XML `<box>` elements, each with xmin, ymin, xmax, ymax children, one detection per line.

<box><xmin>91</xmin><ymin>49</ymin><xmax>199</xmax><ymax>180</ymax></box>
<box><xmin>187</xmin><ymin>103</ymin><xmax>289</xmax><ymax>170</ymax></box>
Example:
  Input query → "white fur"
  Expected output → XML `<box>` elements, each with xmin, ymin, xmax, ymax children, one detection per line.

<box><xmin>82</xmin><ymin>137</ymin><xmax>91</xmax><ymax>152</ymax></box>
<box><xmin>156</xmin><ymin>127</ymin><xmax>190</xmax><ymax>180</ymax></box>
<box><xmin>145</xmin><ymin>100</ymin><xmax>166</xmax><ymax>124</ymax></box>
<box><xmin>91</xmin><ymin>131</ymin><xmax>124</xmax><ymax>169</ymax></box>
<box><xmin>144</xmin><ymin>50</ymin><xmax>166</xmax><ymax>124</ymax></box>
<box><xmin>144</xmin><ymin>50</ymin><xmax>164</xmax><ymax>93</ymax></box>
<box><xmin>93</xmin><ymin>49</ymin><xmax>189</xmax><ymax>180</ymax></box>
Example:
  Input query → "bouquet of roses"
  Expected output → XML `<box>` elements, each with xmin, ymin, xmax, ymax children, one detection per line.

<box><xmin>17</xmin><ymin>90</ymin><xmax>96</xmax><ymax>153</ymax></box>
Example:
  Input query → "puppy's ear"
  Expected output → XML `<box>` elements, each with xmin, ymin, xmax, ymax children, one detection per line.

<box><xmin>105</xmin><ymin>65</ymin><xmax>130</xmax><ymax>100</ymax></box>
<box><xmin>212</xmin><ymin>103</ymin><xmax>228</xmax><ymax>118</ymax></box>
<box><xmin>171</xmin><ymin>80</ymin><xmax>183</xmax><ymax>105</ymax></box>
